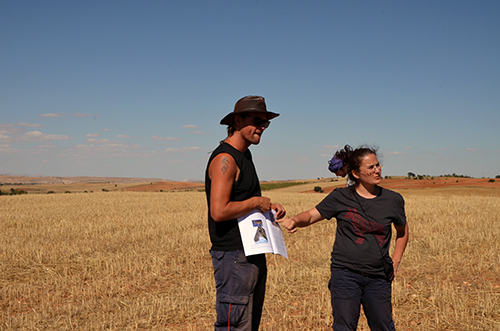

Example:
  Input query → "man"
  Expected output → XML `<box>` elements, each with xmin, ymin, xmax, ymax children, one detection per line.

<box><xmin>205</xmin><ymin>95</ymin><xmax>286</xmax><ymax>330</ymax></box>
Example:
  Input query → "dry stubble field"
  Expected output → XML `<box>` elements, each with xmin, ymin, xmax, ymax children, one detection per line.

<box><xmin>1</xmin><ymin>183</ymin><xmax>500</xmax><ymax>330</ymax></box>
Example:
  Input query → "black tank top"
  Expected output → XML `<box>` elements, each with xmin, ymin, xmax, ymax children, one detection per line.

<box><xmin>205</xmin><ymin>142</ymin><xmax>262</xmax><ymax>251</ymax></box>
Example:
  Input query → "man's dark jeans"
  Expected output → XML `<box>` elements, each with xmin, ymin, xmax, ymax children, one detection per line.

<box><xmin>210</xmin><ymin>250</ymin><xmax>267</xmax><ymax>331</ymax></box>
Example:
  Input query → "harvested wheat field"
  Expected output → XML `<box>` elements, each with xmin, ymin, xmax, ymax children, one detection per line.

<box><xmin>1</xmin><ymin>184</ymin><xmax>500</xmax><ymax>330</ymax></box>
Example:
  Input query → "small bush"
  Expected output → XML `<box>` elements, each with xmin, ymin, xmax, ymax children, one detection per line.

<box><xmin>314</xmin><ymin>186</ymin><xmax>323</xmax><ymax>193</ymax></box>
<box><xmin>488</xmin><ymin>179</ymin><xmax>495</xmax><ymax>183</ymax></box>
<box><xmin>1</xmin><ymin>188</ymin><xmax>29</xmax><ymax>195</ymax></box>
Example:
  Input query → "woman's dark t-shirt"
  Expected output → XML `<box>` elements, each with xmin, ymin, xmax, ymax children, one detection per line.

<box><xmin>316</xmin><ymin>186</ymin><xmax>406</xmax><ymax>277</ymax></box>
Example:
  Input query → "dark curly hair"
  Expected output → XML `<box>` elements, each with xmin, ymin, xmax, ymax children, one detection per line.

<box><xmin>334</xmin><ymin>145</ymin><xmax>353</xmax><ymax>168</ymax></box>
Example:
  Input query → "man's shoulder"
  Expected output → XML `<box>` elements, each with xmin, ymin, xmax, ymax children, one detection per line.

<box><xmin>210</xmin><ymin>143</ymin><xmax>237</xmax><ymax>160</ymax></box>
<box><xmin>210</xmin><ymin>151</ymin><xmax>235</xmax><ymax>164</ymax></box>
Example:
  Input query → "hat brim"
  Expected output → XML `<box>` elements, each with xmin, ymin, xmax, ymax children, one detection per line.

<box><xmin>220</xmin><ymin>110</ymin><xmax>280</xmax><ymax>125</ymax></box>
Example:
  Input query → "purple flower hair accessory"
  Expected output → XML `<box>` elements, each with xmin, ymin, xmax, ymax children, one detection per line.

<box><xmin>328</xmin><ymin>156</ymin><xmax>343</xmax><ymax>173</ymax></box>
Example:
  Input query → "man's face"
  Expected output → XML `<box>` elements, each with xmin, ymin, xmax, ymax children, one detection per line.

<box><xmin>239</xmin><ymin>113</ymin><xmax>269</xmax><ymax>145</ymax></box>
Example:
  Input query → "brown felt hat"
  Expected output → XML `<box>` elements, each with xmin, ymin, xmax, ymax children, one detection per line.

<box><xmin>220</xmin><ymin>96</ymin><xmax>280</xmax><ymax>125</ymax></box>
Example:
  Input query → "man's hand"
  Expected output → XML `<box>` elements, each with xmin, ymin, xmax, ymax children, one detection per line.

<box><xmin>272</xmin><ymin>203</ymin><xmax>286</xmax><ymax>219</ymax></box>
<box><xmin>248</xmin><ymin>196</ymin><xmax>270</xmax><ymax>214</ymax></box>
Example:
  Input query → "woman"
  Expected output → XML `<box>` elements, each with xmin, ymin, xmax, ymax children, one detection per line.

<box><xmin>328</xmin><ymin>145</ymin><xmax>355</xmax><ymax>186</ymax></box>
<box><xmin>280</xmin><ymin>146</ymin><xmax>409</xmax><ymax>331</ymax></box>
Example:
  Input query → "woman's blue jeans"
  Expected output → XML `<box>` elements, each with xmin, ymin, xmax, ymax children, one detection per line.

<box><xmin>329</xmin><ymin>268</ymin><xmax>395</xmax><ymax>331</ymax></box>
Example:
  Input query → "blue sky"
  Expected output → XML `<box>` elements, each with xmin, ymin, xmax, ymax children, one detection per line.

<box><xmin>1</xmin><ymin>1</ymin><xmax>499</xmax><ymax>181</ymax></box>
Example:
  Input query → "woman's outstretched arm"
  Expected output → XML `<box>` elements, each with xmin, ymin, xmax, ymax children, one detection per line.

<box><xmin>278</xmin><ymin>207</ymin><xmax>325</xmax><ymax>233</ymax></box>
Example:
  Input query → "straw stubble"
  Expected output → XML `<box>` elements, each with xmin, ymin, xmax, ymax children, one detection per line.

<box><xmin>1</xmin><ymin>190</ymin><xmax>499</xmax><ymax>330</ymax></box>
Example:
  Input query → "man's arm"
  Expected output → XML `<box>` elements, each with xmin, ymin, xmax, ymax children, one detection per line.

<box><xmin>209</xmin><ymin>153</ymin><xmax>272</xmax><ymax>222</ymax></box>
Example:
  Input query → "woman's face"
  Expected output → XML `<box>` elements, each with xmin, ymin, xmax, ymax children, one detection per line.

<box><xmin>353</xmin><ymin>153</ymin><xmax>382</xmax><ymax>186</ymax></box>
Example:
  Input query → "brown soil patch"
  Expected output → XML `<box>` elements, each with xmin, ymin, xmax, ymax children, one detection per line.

<box><xmin>3</xmin><ymin>175</ymin><xmax>498</xmax><ymax>195</ymax></box>
<box><xmin>380</xmin><ymin>177</ymin><xmax>500</xmax><ymax>189</ymax></box>
<box><xmin>0</xmin><ymin>176</ymin><xmax>204</xmax><ymax>194</ymax></box>
<box><xmin>122</xmin><ymin>182</ymin><xmax>204</xmax><ymax>192</ymax></box>
<box><xmin>0</xmin><ymin>175</ymin><xmax>163</xmax><ymax>185</ymax></box>
<box><xmin>317</xmin><ymin>177</ymin><xmax>500</xmax><ymax>194</ymax></box>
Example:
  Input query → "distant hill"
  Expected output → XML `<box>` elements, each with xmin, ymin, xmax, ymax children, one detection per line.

<box><xmin>0</xmin><ymin>175</ymin><xmax>166</xmax><ymax>185</ymax></box>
